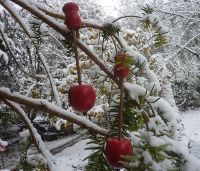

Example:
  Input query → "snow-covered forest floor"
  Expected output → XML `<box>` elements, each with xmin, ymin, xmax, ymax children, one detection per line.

<box><xmin>181</xmin><ymin>109</ymin><xmax>200</xmax><ymax>160</ymax></box>
<box><xmin>2</xmin><ymin>109</ymin><xmax>200</xmax><ymax>171</ymax></box>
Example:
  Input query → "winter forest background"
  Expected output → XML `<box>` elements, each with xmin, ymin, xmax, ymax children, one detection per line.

<box><xmin>0</xmin><ymin>0</ymin><xmax>200</xmax><ymax>170</ymax></box>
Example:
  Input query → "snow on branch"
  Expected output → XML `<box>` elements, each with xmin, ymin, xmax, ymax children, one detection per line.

<box><xmin>3</xmin><ymin>99</ymin><xmax>56</xmax><ymax>171</ymax></box>
<box><xmin>26</xmin><ymin>0</ymin><xmax>65</xmax><ymax>20</ymax></box>
<box><xmin>38</xmin><ymin>52</ymin><xmax>61</xmax><ymax>107</ymax></box>
<box><xmin>124</xmin><ymin>83</ymin><xmax>179</xmax><ymax>122</ymax></box>
<box><xmin>9</xmin><ymin>0</ymin><xmax>68</xmax><ymax>34</ymax></box>
<box><xmin>0</xmin><ymin>49</ymin><xmax>8</xmax><ymax>66</ymax></box>
<box><xmin>119</xmin><ymin>37</ymin><xmax>161</xmax><ymax>92</ymax></box>
<box><xmin>0</xmin><ymin>87</ymin><xmax>108</xmax><ymax>136</ymax></box>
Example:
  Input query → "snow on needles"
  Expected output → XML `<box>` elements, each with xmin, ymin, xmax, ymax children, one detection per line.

<box><xmin>125</xmin><ymin>83</ymin><xmax>179</xmax><ymax>122</ymax></box>
<box><xmin>119</xmin><ymin>35</ymin><xmax>161</xmax><ymax>92</ymax></box>
<box><xmin>142</xmin><ymin>14</ymin><xmax>169</xmax><ymax>34</ymax></box>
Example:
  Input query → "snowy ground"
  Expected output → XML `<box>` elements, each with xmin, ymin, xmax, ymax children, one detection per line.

<box><xmin>181</xmin><ymin>109</ymin><xmax>200</xmax><ymax>160</ymax></box>
<box><xmin>181</xmin><ymin>109</ymin><xmax>200</xmax><ymax>143</ymax></box>
<box><xmin>54</xmin><ymin>139</ymin><xmax>91</xmax><ymax>171</ymax></box>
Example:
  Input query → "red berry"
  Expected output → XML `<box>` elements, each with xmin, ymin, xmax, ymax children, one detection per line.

<box><xmin>62</xmin><ymin>2</ymin><xmax>79</xmax><ymax>13</ymax></box>
<box><xmin>113</xmin><ymin>64</ymin><xmax>130</xmax><ymax>78</ymax></box>
<box><xmin>105</xmin><ymin>137</ymin><xmax>133</xmax><ymax>169</ymax></box>
<box><xmin>62</xmin><ymin>2</ymin><xmax>81</xmax><ymax>30</ymax></box>
<box><xmin>68</xmin><ymin>84</ymin><xmax>96</xmax><ymax>112</ymax></box>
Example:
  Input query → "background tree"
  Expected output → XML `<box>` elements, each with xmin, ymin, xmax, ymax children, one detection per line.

<box><xmin>118</xmin><ymin>0</ymin><xmax>200</xmax><ymax>110</ymax></box>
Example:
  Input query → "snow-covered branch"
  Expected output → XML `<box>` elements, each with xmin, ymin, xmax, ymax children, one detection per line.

<box><xmin>3</xmin><ymin>99</ymin><xmax>56</xmax><ymax>171</ymax></box>
<box><xmin>9</xmin><ymin>0</ymin><xmax>67</xmax><ymax>35</ymax></box>
<box><xmin>0</xmin><ymin>88</ymin><xmax>108</xmax><ymax>136</ymax></box>
<box><xmin>38</xmin><ymin>52</ymin><xmax>61</xmax><ymax>107</ymax></box>
<box><xmin>26</xmin><ymin>0</ymin><xmax>65</xmax><ymax>20</ymax></box>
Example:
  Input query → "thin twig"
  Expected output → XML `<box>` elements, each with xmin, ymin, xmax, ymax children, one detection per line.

<box><xmin>72</xmin><ymin>30</ymin><xmax>82</xmax><ymax>85</ymax></box>
<box><xmin>118</xmin><ymin>77</ymin><xmax>124</xmax><ymax>139</ymax></box>
<box><xmin>112</xmin><ymin>15</ymin><xmax>142</xmax><ymax>23</ymax></box>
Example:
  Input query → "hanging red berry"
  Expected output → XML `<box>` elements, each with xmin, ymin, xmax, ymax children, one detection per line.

<box><xmin>105</xmin><ymin>137</ymin><xmax>133</xmax><ymax>169</ymax></box>
<box><xmin>62</xmin><ymin>2</ymin><xmax>81</xmax><ymax>30</ymax></box>
<box><xmin>113</xmin><ymin>53</ymin><xmax>131</xmax><ymax>78</ymax></box>
<box><xmin>68</xmin><ymin>84</ymin><xmax>96</xmax><ymax>112</ymax></box>
<box><xmin>113</xmin><ymin>64</ymin><xmax>130</xmax><ymax>78</ymax></box>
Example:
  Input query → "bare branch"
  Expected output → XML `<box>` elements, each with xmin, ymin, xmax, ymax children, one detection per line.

<box><xmin>112</xmin><ymin>15</ymin><xmax>142</xmax><ymax>23</ymax></box>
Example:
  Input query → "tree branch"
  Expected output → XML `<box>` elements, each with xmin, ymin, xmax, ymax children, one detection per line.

<box><xmin>9</xmin><ymin>0</ymin><xmax>67</xmax><ymax>35</ymax></box>
<box><xmin>0</xmin><ymin>88</ymin><xmax>108</xmax><ymax>136</ymax></box>
<box><xmin>3</xmin><ymin>99</ymin><xmax>56</xmax><ymax>171</ymax></box>
<box><xmin>112</xmin><ymin>15</ymin><xmax>142</xmax><ymax>23</ymax></box>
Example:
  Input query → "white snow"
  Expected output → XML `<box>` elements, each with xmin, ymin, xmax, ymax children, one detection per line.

<box><xmin>119</xmin><ymin>35</ymin><xmax>161</xmax><ymax>92</ymax></box>
<box><xmin>0</xmin><ymin>139</ymin><xmax>8</xmax><ymax>147</ymax></box>
<box><xmin>19</xmin><ymin>129</ymin><xmax>30</xmax><ymax>139</ymax></box>
<box><xmin>39</xmin><ymin>52</ymin><xmax>61</xmax><ymax>108</ymax></box>
<box><xmin>54</xmin><ymin>139</ymin><xmax>91</xmax><ymax>171</ymax></box>
<box><xmin>0</xmin><ymin>49</ymin><xmax>8</xmax><ymax>65</ymax></box>
<box><xmin>181</xmin><ymin>109</ymin><xmax>200</xmax><ymax>143</ymax></box>
<box><xmin>124</xmin><ymin>83</ymin><xmax>150</xmax><ymax>101</ymax></box>
<box><xmin>142</xmin><ymin>14</ymin><xmax>169</xmax><ymax>34</ymax></box>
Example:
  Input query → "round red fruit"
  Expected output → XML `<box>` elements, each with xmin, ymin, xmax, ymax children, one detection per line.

<box><xmin>68</xmin><ymin>84</ymin><xmax>96</xmax><ymax>112</ymax></box>
<box><xmin>62</xmin><ymin>2</ymin><xmax>79</xmax><ymax>14</ymax></box>
<box><xmin>105</xmin><ymin>137</ymin><xmax>133</xmax><ymax>169</ymax></box>
<box><xmin>113</xmin><ymin>64</ymin><xmax>130</xmax><ymax>78</ymax></box>
<box><xmin>62</xmin><ymin>2</ymin><xmax>81</xmax><ymax>30</ymax></box>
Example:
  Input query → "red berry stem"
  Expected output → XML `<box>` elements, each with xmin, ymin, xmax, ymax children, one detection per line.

<box><xmin>118</xmin><ymin>77</ymin><xmax>124</xmax><ymax>139</ymax></box>
<box><xmin>72</xmin><ymin>30</ymin><xmax>82</xmax><ymax>85</ymax></box>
